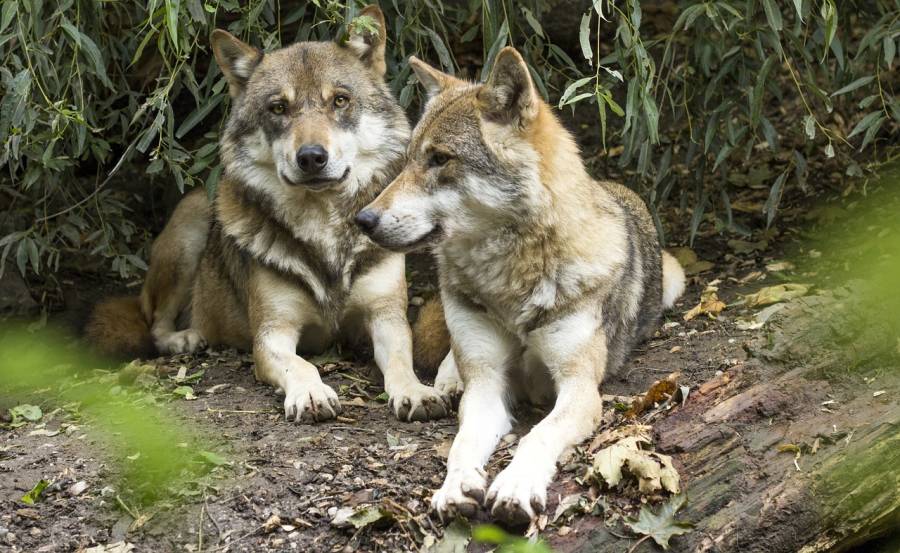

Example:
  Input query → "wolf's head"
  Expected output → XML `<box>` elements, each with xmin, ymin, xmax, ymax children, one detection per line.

<box><xmin>356</xmin><ymin>47</ymin><xmax>582</xmax><ymax>251</ymax></box>
<box><xmin>213</xmin><ymin>5</ymin><xmax>408</xmax><ymax>197</ymax></box>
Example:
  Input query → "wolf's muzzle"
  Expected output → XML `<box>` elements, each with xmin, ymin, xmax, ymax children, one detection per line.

<box><xmin>296</xmin><ymin>144</ymin><xmax>329</xmax><ymax>175</ymax></box>
<box><xmin>355</xmin><ymin>209</ymin><xmax>381</xmax><ymax>235</ymax></box>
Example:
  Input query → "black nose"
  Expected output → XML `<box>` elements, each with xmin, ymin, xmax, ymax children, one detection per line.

<box><xmin>296</xmin><ymin>145</ymin><xmax>328</xmax><ymax>174</ymax></box>
<box><xmin>355</xmin><ymin>209</ymin><xmax>381</xmax><ymax>234</ymax></box>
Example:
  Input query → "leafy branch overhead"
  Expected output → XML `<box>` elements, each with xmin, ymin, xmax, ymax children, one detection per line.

<box><xmin>1</xmin><ymin>0</ymin><xmax>897</xmax><ymax>280</ymax></box>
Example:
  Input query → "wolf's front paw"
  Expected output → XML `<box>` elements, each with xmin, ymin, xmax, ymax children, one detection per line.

<box><xmin>156</xmin><ymin>329</ymin><xmax>207</xmax><ymax>354</ymax></box>
<box><xmin>434</xmin><ymin>373</ymin><xmax>464</xmax><ymax>404</ymax></box>
<box><xmin>388</xmin><ymin>382</ymin><xmax>451</xmax><ymax>421</ymax></box>
<box><xmin>486</xmin><ymin>465</ymin><xmax>549</xmax><ymax>526</ymax></box>
<box><xmin>431</xmin><ymin>468</ymin><xmax>487</xmax><ymax>521</ymax></box>
<box><xmin>284</xmin><ymin>381</ymin><xmax>342</xmax><ymax>423</ymax></box>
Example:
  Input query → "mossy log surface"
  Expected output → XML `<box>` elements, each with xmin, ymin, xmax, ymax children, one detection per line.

<box><xmin>572</xmin><ymin>292</ymin><xmax>900</xmax><ymax>552</ymax></box>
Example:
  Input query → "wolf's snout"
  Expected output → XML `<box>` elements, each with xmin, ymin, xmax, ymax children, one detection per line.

<box><xmin>297</xmin><ymin>145</ymin><xmax>329</xmax><ymax>175</ymax></box>
<box><xmin>355</xmin><ymin>209</ymin><xmax>381</xmax><ymax>235</ymax></box>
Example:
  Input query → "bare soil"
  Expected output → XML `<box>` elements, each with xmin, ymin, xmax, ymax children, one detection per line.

<box><xmin>1</xmin><ymin>242</ymin><xmax>769</xmax><ymax>553</ymax></box>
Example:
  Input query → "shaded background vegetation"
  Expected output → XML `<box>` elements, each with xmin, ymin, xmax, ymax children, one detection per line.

<box><xmin>1</xmin><ymin>0</ymin><xmax>897</xmax><ymax>290</ymax></box>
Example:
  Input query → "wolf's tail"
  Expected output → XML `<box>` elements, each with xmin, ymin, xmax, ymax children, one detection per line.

<box><xmin>85</xmin><ymin>296</ymin><xmax>155</xmax><ymax>359</ymax></box>
<box><xmin>661</xmin><ymin>250</ymin><xmax>687</xmax><ymax>309</ymax></box>
<box><xmin>412</xmin><ymin>296</ymin><xmax>451</xmax><ymax>376</ymax></box>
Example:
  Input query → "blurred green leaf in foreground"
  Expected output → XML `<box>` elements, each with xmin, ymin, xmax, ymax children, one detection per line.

<box><xmin>0</xmin><ymin>327</ymin><xmax>220</xmax><ymax>505</ymax></box>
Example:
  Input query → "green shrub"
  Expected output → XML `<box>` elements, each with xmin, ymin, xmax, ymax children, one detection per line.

<box><xmin>1</xmin><ymin>0</ymin><xmax>897</xmax><ymax>281</ymax></box>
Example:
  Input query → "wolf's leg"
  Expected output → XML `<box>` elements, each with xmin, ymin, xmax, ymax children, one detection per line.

<box><xmin>250</xmin><ymin>267</ymin><xmax>341</xmax><ymax>422</ymax></box>
<box><xmin>487</xmin><ymin>311</ymin><xmax>605</xmax><ymax>525</ymax></box>
<box><xmin>142</xmin><ymin>189</ymin><xmax>210</xmax><ymax>354</ymax></box>
<box><xmin>431</xmin><ymin>295</ymin><xmax>517</xmax><ymax>520</ymax></box>
<box><xmin>368</xmin><ymin>312</ymin><xmax>451</xmax><ymax>421</ymax></box>
<box><xmin>434</xmin><ymin>351</ymin><xmax>464</xmax><ymax>399</ymax></box>
<box><xmin>350</xmin><ymin>255</ymin><xmax>450</xmax><ymax>421</ymax></box>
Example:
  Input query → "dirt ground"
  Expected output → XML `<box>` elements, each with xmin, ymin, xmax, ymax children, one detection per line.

<box><xmin>1</xmin><ymin>238</ymin><xmax>772</xmax><ymax>553</ymax></box>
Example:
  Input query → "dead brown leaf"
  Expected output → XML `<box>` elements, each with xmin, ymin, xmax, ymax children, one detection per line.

<box><xmin>626</xmin><ymin>373</ymin><xmax>680</xmax><ymax>419</ymax></box>
<box><xmin>683</xmin><ymin>282</ymin><xmax>726</xmax><ymax>321</ymax></box>
<box><xmin>742</xmin><ymin>283</ymin><xmax>809</xmax><ymax>307</ymax></box>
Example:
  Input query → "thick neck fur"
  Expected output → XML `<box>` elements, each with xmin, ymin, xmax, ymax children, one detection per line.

<box><xmin>438</xmin><ymin>101</ymin><xmax>626</xmax><ymax>331</ymax></box>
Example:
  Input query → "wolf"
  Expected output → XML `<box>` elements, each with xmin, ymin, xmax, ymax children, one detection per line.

<box><xmin>86</xmin><ymin>6</ymin><xmax>451</xmax><ymax>423</ymax></box>
<box><xmin>355</xmin><ymin>47</ymin><xmax>686</xmax><ymax>524</ymax></box>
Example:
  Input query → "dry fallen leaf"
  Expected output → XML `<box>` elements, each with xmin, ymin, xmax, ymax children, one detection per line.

<box><xmin>735</xmin><ymin>303</ymin><xmax>786</xmax><ymax>331</ymax></box>
<box><xmin>83</xmin><ymin>543</ymin><xmax>135</xmax><ymax>553</ymax></box>
<box><xmin>741</xmin><ymin>283</ymin><xmax>809</xmax><ymax>307</ymax></box>
<box><xmin>626</xmin><ymin>372</ymin><xmax>680</xmax><ymax>419</ymax></box>
<box><xmin>625</xmin><ymin>494</ymin><xmax>693</xmax><ymax>550</ymax></box>
<box><xmin>683</xmin><ymin>282</ymin><xmax>726</xmax><ymax>321</ymax></box>
<box><xmin>587</xmin><ymin>428</ymin><xmax>680</xmax><ymax>495</ymax></box>
<box><xmin>765</xmin><ymin>260</ymin><xmax>795</xmax><ymax>272</ymax></box>
<box><xmin>668</xmin><ymin>247</ymin><xmax>714</xmax><ymax>276</ymax></box>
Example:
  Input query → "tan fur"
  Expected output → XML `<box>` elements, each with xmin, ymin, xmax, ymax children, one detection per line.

<box><xmin>85</xmin><ymin>296</ymin><xmax>154</xmax><ymax>359</ymax></box>
<box><xmin>87</xmin><ymin>8</ymin><xmax>452</xmax><ymax>423</ymax></box>
<box><xmin>412</xmin><ymin>296</ymin><xmax>451</xmax><ymax>375</ymax></box>
<box><xmin>361</xmin><ymin>47</ymin><xmax>687</xmax><ymax>525</ymax></box>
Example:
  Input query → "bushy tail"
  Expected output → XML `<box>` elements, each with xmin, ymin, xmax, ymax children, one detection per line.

<box><xmin>85</xmin><ymin>296</ymin><xmax>155</xmax><ymax>359</ymax></box>
<box><xmin>661</xmin><ymin>250</ymin><xmax>687</xmax><ymax>309</ymax></box>
<box><xmin>412</xmin><ymin>296</ymin><xmax>451</xmax><ymax>377</ymax></box>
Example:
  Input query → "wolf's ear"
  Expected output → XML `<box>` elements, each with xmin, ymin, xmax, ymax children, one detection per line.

<box><xmin>409</xmin><ymin>56</ymin><xmax>461</xmax><ymax>99</ymax></box>
<box><xmin>211</xmin><ymin>29</ymin><xmax>262</xmax><ymax>98</ymax></box>
<box><xmin>478</xmin><ymin>47</ymin><xmax>538</xmax><ymax>125</ymax></box>
<box><xmin>345</xmin><ymin>5</ymin><xmax>387</xmax><ymax>76</ymax></box>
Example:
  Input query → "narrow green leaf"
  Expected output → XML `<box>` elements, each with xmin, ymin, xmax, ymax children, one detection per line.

<box><xmin>762</xmin><ymin>0</ymin><xmax>783</xmax><ymax>32</ymax></box>
<box><xmin>750</xmin><ymin>56</ymin><xmax>776</xmax><ymax>129</ymax></box>
<box><xmin>791</xmin><ymin>0</ymin><xmax>804</xmax><ymax>22</ymax></box>
<box><xmin>764</xmin><ymin>171</ymin><xmax>788</xmax><ymax>227</ymax></box>
<box><xmin>830</xmin><ymin>76</ymin><xmax>874</xmax><ymax>97</ymax></box>
<box><xmin>480</xmin><ymin>20</ymin><xmax>508</xmax><ymax>81</ymax></box>
<box><xmin>559</xmin><ymin>76</ymin><xmax>594</xmax><ymax>108</ymax></box>
<box><xmin>165</xmin><ymin>0</ymin><xmax>180</xmax><ymax>51</ymax></box>
<box><xmin>821</xmin><ymin>0</ymin><xmax>837</xmax><ymax>54</ymax></box>
<box><xmin>884</xmin><ymin>36</ymin><xmax>896</xmax><ymax>67</ymax></box>
<box><xmin>0</xmin><ymin>2</ymin><xmax>15</xmax><ymax>35</ymax></box>
<box><xmin>176</xmin><ymin>95</ymin><xmax>224</xmax><ymax>138</ymax></box>
<box><xmin>859</xmin><ymin>115</ymin><xmax>885</xmax><ymax>150</ymax></box>
<box><xmin>579</xmin><ymin>12</ymin><xmax>593</xmax><ymax>64</ymax></box>
<box><xmin>522</xmin><ymin>7</ymin><xmax>544</xmax><ymax>38</ymax></box>
<box><xmin>426</xmin><ymin>28</ymin><xmax>454</xmax><ymax>74</ymax></box>
<box><xmin>848</xmin><ymin>111</ymin><xmax>882</xmax><ymax>139</ymax></box>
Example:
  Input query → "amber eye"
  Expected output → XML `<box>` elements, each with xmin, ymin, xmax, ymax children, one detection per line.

<box><xmin>428</xmin><ymin>151</ymin><xmax>451</xmax><ymax>167</ymax></box>
<box><xmin>269</xmin><ymin>101</ymin><xmax>286</xmax><ymax>115</ymax></box>
<box><xmin>333</xmin><ymin>94</ymin><xmax>350</xmax><ymax>108</ymax></box>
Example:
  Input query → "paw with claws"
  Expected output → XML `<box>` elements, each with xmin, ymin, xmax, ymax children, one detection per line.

<box><xmin>388</xmin><ymin>382</ymin><xmax>452</xmax><ymax>421</ymax></box>
<box><xmin>156</xmin><ymin>329</ymin><xmax>207</xmax><ymax>354</ymax></box>
<box><xmin>434</xmin><ymin>372</ymin><xmax>464</xmax><ymax>406</ymax></box>
<box><xmin>486</xmin><ymin>465</ymin><xmax>550</xmax><ymax>526</ymax></box>
<box><xmin>431</xmin><ymin>467</ymin><xmax>487</xmax><ymax>521</ymax></box>
<box><xmin>284</xmin><ymin>381</ymin><xmax>342</xmax><ymax>423</ymax></box>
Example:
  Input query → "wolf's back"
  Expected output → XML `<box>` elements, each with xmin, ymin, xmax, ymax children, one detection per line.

<box><xmin>85</xmin><ymin>296</ymin><xmax>154</xmax><ymax>359</ymax></box>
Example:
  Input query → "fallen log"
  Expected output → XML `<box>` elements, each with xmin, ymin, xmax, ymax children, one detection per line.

<box><xmin>569</xmin><ymin>287</ymin><xmax>900</xmax><ymax>552</ymax></box>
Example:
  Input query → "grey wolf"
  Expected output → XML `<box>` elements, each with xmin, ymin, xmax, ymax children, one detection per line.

<box><xmin>356</xmin><ymin>47</ymin><xmax>686</xmax><ymax>523</ymax></box>
<box><xmin>87</xmin><ymin>6</ymin><xmax>451</xmax><ymax>423</ymax></box>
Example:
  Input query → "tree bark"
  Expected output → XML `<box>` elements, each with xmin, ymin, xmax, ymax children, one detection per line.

<box><xmin>570</xmin><ymin>291</ymin><xmax>900</xmax><ymax>552</ymax></box>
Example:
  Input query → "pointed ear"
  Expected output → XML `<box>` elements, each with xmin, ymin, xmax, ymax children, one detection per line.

<box><xmin>478</xmin><ymin>47</ymin><xmax>538</xmax><ymax>125</ymax></box>
<box><xmin>345</xmin><ymin>5</ymin><xmax>387</xmax><ymax>76</ymax></box>
<box><xmin>409</xmin><ymin>56</ymin><xmax>462</xmax><ymax>99</ymax></box>
<box><xmin>211</xmin><ymin>29</ymin><xmax>262</xmax><ymax>98</ymax></box>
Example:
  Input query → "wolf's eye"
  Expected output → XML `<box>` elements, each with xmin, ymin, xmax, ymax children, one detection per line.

<box><xmin>269</xmin><ymin>101</ymin><xmax>286</xmax><ymax>115</ymax></box>
<box><xmin>428</xmin><ymin>152</ymin><xmax>451</xmax><ymax>168</ymax></box>
<box><xmin>333</xmin><ymin>94</ymin><xmax>350</xmax><ymax>108</ymax></box>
